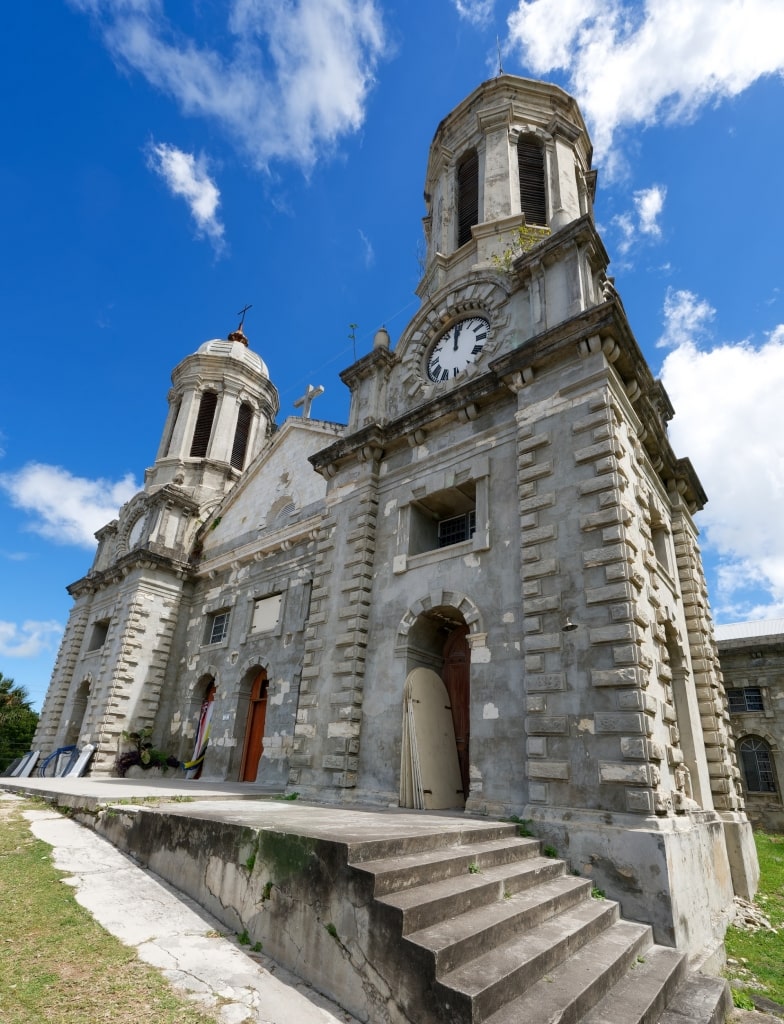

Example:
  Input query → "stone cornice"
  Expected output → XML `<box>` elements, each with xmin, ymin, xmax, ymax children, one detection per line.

<box><xmin>67</xmin><ymin>548</ymin><xmax>191</xmax><ymax>597</ymax></box>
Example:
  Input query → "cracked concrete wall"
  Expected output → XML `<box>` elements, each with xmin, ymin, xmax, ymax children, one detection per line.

<box><xmin>93</xmin><ymin>806</ymin><xmax>434</xmax><ymax>1024</ymax></box>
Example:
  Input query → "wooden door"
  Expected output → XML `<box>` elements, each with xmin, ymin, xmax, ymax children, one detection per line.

<box><xmin>240</xmin><ymin>670</ymin><xmax>267</xmax><ymax>782</ymax></box>
<box><xmin>442</xmin><ymin>625</ymin><xmax>470</xmax><ymax>800</ymax></box>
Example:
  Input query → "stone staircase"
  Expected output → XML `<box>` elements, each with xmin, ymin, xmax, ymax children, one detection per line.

<box><xmin>349</xmin><ymin>822</ymin><xmax>731</xmax><ymax>1024</ymax></box>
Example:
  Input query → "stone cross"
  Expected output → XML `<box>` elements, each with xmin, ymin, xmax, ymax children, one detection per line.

<box><xmin>294</xmin><ymin>384</ymin><xmax>325</xmax><ymax>419</ymax></box>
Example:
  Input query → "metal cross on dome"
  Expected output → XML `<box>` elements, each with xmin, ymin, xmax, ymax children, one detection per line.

<box><xmin>293</xmin><ymin>384</ymin><xmax>325</xmax><ymax>419</ymax></box>
<box><xmin>236</xmin><ymin>303</ymin><xmax>252</xmax><ymax>330</ymax></box>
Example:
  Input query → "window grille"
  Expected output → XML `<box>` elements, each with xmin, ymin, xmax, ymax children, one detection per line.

<box><xmin>738</xmin><ymin>737</ymin><xmax>777</xmax><ymax>792</ymax></box>
<box><xmin>457</xmin><ymin>149</ymin><xmax>479</xmax><ymax>248</ymax></box>
<box><xmin>190</xmin><ymin>391</ymin><xmax>218</xmax><ymax>458</ymax></box>
<box><xmin>438</xmin><ymin>510</ymin><xmax>476</xmax><ymax>548</ymax></box>
<box><xmin>727</xmin><ymin>687</ymin><xmax>765</xmax><ymax>713</ymax></box>
<box><xmin>518</xmin><ymin>136</ymin><xmax>546</xmax><ymax>225</ymax></box>
<box><xmin>230</xmin><ymin>402</ymin><xmax>253</xmax><ymax>470</ymax></box>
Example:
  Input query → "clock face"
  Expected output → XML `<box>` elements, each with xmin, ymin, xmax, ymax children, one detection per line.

<box><xmin>426</xmin><ymin>316</ymin><xmax>490</xmax><ymax>382</ymax></box>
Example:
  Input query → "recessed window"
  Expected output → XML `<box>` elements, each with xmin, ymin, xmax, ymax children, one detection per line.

<box><xmin>727</xmin><ymin>687</ymin><xmax>765</xmax><ymax>713</ymax></box>
<box><xmin>250</xmin><ymin>594</ymin><xmax>282</xmax><ymax>634</ymax></box>
<box><xmin>410</xmin><ymin>482</ymin><xmax>476</xmax><ymax>555</ymax></box>
<box><xmin>738</xmin><ymin>736</ymin><xmax>776</xmax><ymax>793</ymax></box>
<box><xmin>87</xmin><ymin>619</ymin><xmax>110</xmax><ymax>652</ymax></box>
<box><xmin>206</xmin><ymin>610</ymin><xmax>230</xmax><ymax>645</ymax></box>
<box><xmin>457</xmin><ymin>149</ymin><xmax>479</xmax><ymax>248</ymax></box>
<box><xmin>517</xmin><ymin>135</ymin><xmax>546</xmax><ymax>225</ymax></box>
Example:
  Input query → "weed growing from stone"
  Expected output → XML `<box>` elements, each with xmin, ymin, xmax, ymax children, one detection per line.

<box><xmin>591</xmin><ymin>887</ymin><xmax>606</xmax><ymax>899</ymax></box>
<box><xmin>543</xmin><ymin>845</ymin><xmax>558</xmax><ymax>858</ymax></box>
<box><xmin>468</xmin><ymin>862</ymin><xmax>480</xmax><ymax>874</ymax></box>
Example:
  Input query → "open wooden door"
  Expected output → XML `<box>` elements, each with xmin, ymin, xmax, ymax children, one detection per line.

<box><xmin>442</xmin><ymin>625</ymin><xmax>470</xmax><ymax>800</ymax></box>
<box><xmin>240</xmin><ymin>669</ymin><xmax>267</xmax><ymax>782</ymax></box>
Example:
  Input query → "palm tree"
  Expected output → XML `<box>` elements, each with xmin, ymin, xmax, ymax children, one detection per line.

<box><xmin>0</xmin><ymin>673</ymin><xmax>39</xmax><ymax>772</ymax></box>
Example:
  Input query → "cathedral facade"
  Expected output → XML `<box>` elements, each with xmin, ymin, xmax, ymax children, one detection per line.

<box><xmin>34</xmin><ymin>75</ymin><xmax>757</xmax><ymax>958</ymax></box>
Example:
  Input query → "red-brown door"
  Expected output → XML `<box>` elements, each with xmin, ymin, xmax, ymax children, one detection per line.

<box><xmin>240</xmin><ymin>670</ymin><xmax>268</xmax><ymax>782</ymax></box>
<box><xmin>442</xmin><ymin>625</ymin><xmax>470</xmax><ymax>800</ymax></box>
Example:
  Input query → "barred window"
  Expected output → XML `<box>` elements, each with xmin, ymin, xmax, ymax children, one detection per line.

<box><xmin>727</xmin><ymin>687</ymin><xmax>765</xmax><ymax>713</ymax></box>
<box><xmin>438</xmin><ymin>510</ymin><xmax>476</xmax><ymax>548</ymax></box>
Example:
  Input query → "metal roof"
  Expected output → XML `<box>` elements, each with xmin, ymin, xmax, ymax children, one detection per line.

<box><xmin>714</xmin><ymin>618</ymin><xmax>784</xmax><ymax>642</ymax></box>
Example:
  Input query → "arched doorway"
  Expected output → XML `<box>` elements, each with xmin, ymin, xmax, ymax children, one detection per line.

<box><xmin>443</xmin><ymin>625</ymin><xmax>470</xmax><ymax>799</ymax></box>
<box><xmin>185</xmin><ymin>678</ymin><xmax>216</xmax><ymax>779</ymax></box>
<box><xmin>400</xmin><ymin>605</ymin><xmax>471</xmax><ymax>809</ymax></box>
<box><xmin>240</xmin><ymin>669</ymin><xmax>268</xmax><ymax>782</ymax></box>
<box><xmin>64</xmin><ymin>678</ymin><xmax>91</xmax><ymax>747</ymax></box>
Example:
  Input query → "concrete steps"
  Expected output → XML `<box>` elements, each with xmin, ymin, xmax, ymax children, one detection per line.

<box><xmin>349</xmin><ymin>824</ymin><xmax>730</xmax><ymax>1024</ymax></box>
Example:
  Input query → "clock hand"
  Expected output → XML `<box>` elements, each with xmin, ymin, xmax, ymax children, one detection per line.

<box><xmin>453</xmin><ymin>323</ymin><xmax>462</xmax><ymax>351</ymax></box>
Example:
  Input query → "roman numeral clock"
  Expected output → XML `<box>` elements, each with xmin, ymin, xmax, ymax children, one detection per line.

<box><xmin>426</xmin><ymin>316</ymin><xmax>490</xmax><ymax>382</ymax></box>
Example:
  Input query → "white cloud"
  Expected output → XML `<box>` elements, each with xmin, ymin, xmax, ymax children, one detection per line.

<box><xmin>0</xmin><ymin>620</ymin><xmax>63</xmax><ymax>659</ymax></box>
<box><xmin>70</xmin><ymin>0</ymin><xmax>387</xmax><ymax>172</ymax></box>
<box><xmin>661</xmin><ymin>318</ymin><xmax>784</xmax><ymax>620</ymax></box>
<box><xmin>634</xmin><ymin>184</ymin><xmax>665</xmax><ymax>236</ymax></box>
<box><xmin>506</xmin><ymin>0</ymin><xmax>784</xmax><ymax>170</ymax></box>
<box><xmin>0</xmin><ymin>463</ymin><xmax>139</xmax><ymax>548</ymax></box>
<box><xmin>611</xmin><ymin>184</ymin><xmax>666</xmax><ymax>254</ymax></box>
<box><xmin>657</xmin><ymin>287</ymin><xmax>715</xmax><ymax>349</ymax></box>
<box><xmin>453</xmin><ymin>0</ymin><xmax>496</xmax><ymax>25</ymax></box>
<box><xmin>147</xmin><ymin>143</ymin><xmax>225</xmax><ymax>251</ymax></box>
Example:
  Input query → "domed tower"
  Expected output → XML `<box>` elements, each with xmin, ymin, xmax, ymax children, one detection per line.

<box><xmin>146</xmin><ymin>324</ymin><xmax>279</xmax><ymax>500</ymax></box>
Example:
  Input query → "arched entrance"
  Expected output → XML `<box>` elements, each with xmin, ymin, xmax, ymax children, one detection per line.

<box><xmin>443</xmin><ymin>625</ymin><xmax>470</xmax><ymax>799</ymax></box>
<box><xmin>399</xmin><ymin>603</ymin><xmax>472</xmax><ymax>810</ymax></box>
<box><xmin>240</xmin><ymin>669</ymin><xmax>268</xmax><ymax>782</ymax></box>
<box><xmin>185</xmin><ymin>678</ymin><xmax>216</xmax><ymax>779</ymax></box>
<box><xmin>64</xmin><ymin>678</ymin><xmax>91</xmax><ymax>747</ymax></box>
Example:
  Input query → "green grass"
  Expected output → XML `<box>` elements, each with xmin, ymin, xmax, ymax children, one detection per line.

<box><xmin>724</xmin><ymin>832</ymin><xmax>784</xmax><ymax>1007</ymax></box>
<box><xmin>0</xmin><ymin>799</ymin><xmax>220</xmax><ymax>1024</ymax></box>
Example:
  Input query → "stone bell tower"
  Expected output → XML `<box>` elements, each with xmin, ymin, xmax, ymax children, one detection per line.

<box><xmin>34</xmin><ymin>323</ymin><xmax>279</xmax><ymax>773</ymax></box>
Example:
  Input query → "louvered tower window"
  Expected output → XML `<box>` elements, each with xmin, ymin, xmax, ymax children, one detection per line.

<box><xmin>230</xmin><ymin>402</ymin><xmax>253</xmax><ymax>470</ymax></box>
<box><xmin>190</xmin><ymin>390</ymin><xmax>218</xmax><ymax>458</ymax></box>
<box><xmin>456</xmin><ymin>149</ymin><xmax>479</xmax><ymax>248</ymax></box>
<box><xmin>518</xmin><ymin>136</ymin><xmax>546</xmax><ymax>225</ymax></box>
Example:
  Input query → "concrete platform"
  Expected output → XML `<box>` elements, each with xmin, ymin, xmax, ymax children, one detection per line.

<box><xmin>0</xmin><ymin>774</ymin><xmax>500</xmax><ymax>843</ymax></box>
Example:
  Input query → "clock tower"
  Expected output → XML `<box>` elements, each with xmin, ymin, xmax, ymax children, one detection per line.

<box><xmin>289</xmin><ymin>75</ymin><xmax>757</xmax><ymax>956</ymax></box>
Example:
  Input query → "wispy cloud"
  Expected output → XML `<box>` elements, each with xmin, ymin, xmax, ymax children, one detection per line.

<box><xmin>0</xmin><ymin>463</ymin><xmax>138</xmax><ymax>548</ymax></box>
<box><xmin>506</xmin><ymin>0</ymin><xmax>784</xmax><ymax>173</ymax></box>
<box><xmin>453</xmin><ymin>0</ymin><xmax>496</xmax><ymax>25</ymax></box>
<box><xmin>147</xmin><ymin>142</ymin><xmax>225</xmax><ymax>252</ymax></box>
<box><xmin>611</xmin><ymin>184</ymin><xmax>666</xmax><ymax>255</ymax></box>
<box><xmin>358</xmin><ymin>228</ymin><xmax>374</xmax><ymax>268</ymax></box>
<box><xmin>660</xmin><ymin>302</ymin><xmax>784</xmax><ymax>620</ymax></box>
<box><xmin>70</xmin><ymin>0</ymin><xmax>387</xmax><ymax>172</ymax></box>
<box><xmin>0</xmin><ymin>619</ymin><xmax>63</xmax><ymax>659</ymax></box>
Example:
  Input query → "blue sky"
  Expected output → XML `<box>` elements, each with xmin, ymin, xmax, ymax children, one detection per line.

<box><xmin>2</xmin><ymin>0</ymin><xmax>784</xmax><ymax>710</ymax></box>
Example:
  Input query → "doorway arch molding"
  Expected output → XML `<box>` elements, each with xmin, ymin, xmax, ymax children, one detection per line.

<box><xmin>396</xmin><ymin>589</ymin><xmax>484</xmax><ymax>651</ymax></box>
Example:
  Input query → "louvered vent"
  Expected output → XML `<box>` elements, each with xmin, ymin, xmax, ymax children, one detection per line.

<box><xmin>230</xmin><ymin>402</ymin><xmax>253</xmax><ymax>470</ymax></box>
<box><xmin>518</xmin><ymin>137</ymin><xmax>546</xmax><ymax>225</ymax></box>
<box><xmin>457</xmin><ymin>149</ymin><xmax>479</xmax><ymax>248</ymax></box>
<box><xmin>189</xmin><ymin>391</ymin><xmax>218</xmax><ymax>458</ymax></box>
